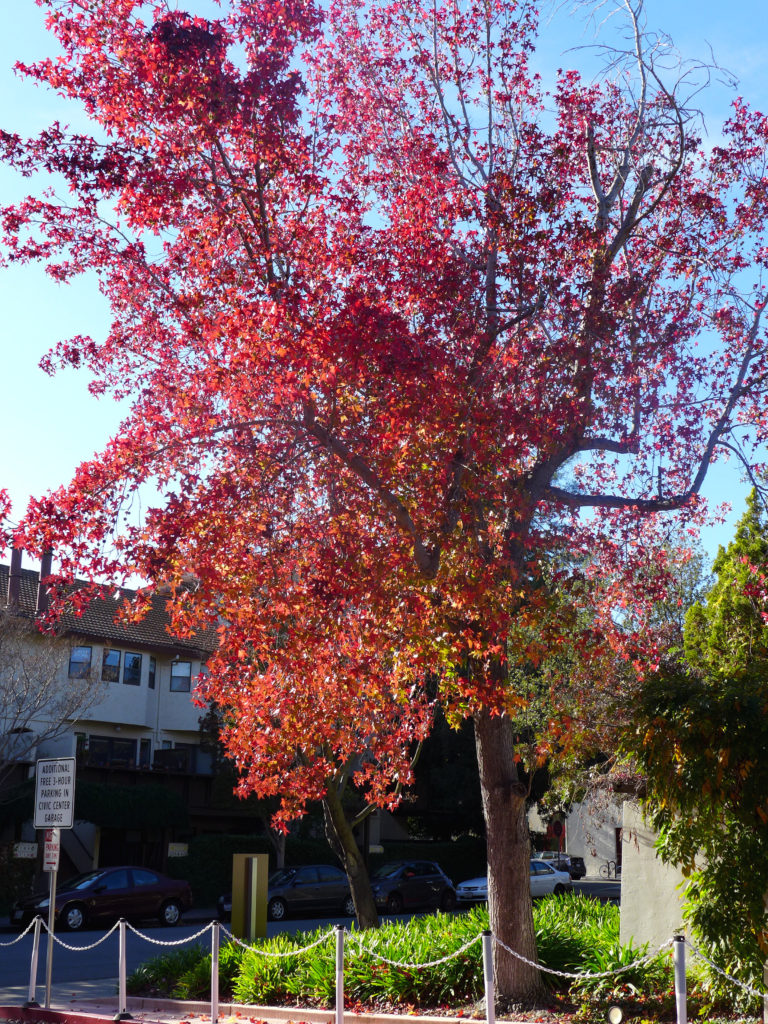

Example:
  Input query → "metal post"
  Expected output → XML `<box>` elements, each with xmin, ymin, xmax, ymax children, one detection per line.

<box><xmin>116</xmin><ymin>918</ymin><xmax>132</xmax><ymax>1020</ymax></box>
<box><xmin>673</xmin><ymin>935</ymin><xmax>687</xmax><ymax>1024</ymax></box>
<box><xmin>211</xmin><ymin>921</ymin><xmax>220</xmax><ymax>1024</ymax></box>
<box><xmin>335</xmin><ymin>925</ymin><xmax>345</xmax><ymax>1024</ymax></box>
<box><xmin>44</xmin><ymin>867</ymin><xmax>57</xmax><ymax>1009</ymax></box>
<box><xmin>481</xmin><ymin>930</ymin><xmax>495</xmax><ymax>1024</ymax></box>
<box><xmin>25</xmin><ymin>916</ymin><xmax>42</xmax><ymax>1007</ymax></box>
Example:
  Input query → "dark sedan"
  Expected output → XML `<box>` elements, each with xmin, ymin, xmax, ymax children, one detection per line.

<box><xmin>266</xmin><ymin>864</ymin><xmax>356</xmax><ymax>921</ymax></box>
<box><xmin>12</xmin><ymin>865</ymin><xmax>192</xmax><ymax>931</ymax></box>
<box><xmin>216</xmin><ymin>864</ymin><xmax>357</xmax><ymax>922</ymax></box>
<box><xmin>370</xmin><ymin>860</ymin><xmax>456</xmax><ymax>913</ymax></box>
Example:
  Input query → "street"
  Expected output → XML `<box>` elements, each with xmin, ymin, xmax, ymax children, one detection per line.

<box><xmin>572</xmin><ymin>877</ymin><xmax>621</xmax><ymax>903</ymax></box>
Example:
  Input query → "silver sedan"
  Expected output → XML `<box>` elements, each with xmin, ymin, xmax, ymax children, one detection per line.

<box><xmin>456</xmin><ymin>859</ymin><xmax>572</xmax><ymax>903</ymax></box>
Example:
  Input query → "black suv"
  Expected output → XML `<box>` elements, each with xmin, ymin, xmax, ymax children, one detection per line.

<box><xmin>567</xmin><ymin>856</ymin><xmax>586</xmax><ymax>880</ymax></box>
<box><xmin>370</xmin><ymin>860</ymin><xmax>456</xmax><ymax>914</ymax></box>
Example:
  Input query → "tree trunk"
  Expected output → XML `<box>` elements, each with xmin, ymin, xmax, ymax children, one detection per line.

<box><xmin>474</xmin><ymin>706</ymin><xmax>544</xmax><ymax>1005</ymax></box>
<box><xmin>322</xmin><ymin>786</ymin><xmax>380</xmax><ymax>928</ymax></box>
<box><xmin>269</xmin><ymin>828</ymin><xmax>286</xmax><ymax>869</ymax></box>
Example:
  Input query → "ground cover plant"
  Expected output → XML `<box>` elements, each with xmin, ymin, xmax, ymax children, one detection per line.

<box><xmin>126</xmin><ymin>897</ymin><xmax>760</xmax><ymax>1020</ymax></box>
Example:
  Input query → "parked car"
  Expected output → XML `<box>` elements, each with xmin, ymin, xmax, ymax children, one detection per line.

<box><xmin>455</xmin><ymin>876</ymin><xmax>489</xmax><ymax>903</ymax></box>
<box><xmin>217</xmin><ymin>864</ymin><xmax>356</xmax><ymax>922</ymax></box>
<box><xmin>370</xmin><ymin>860</ymin><xmax>456</xmax><ymax>913</ymax></box>
<box><xmin>567</xmin><ymin>856</ymin><xmax>586</xmax><ymax>880</ymax></box>
<box><xmin>536</xmin><ymin>851</ymin><xmax>585</xmax><ymax>879</ymax></box>
<box><xmin>456</xmin><ymin>860</ymin><xmax>572</xmax><ymax>903</ymax></box>
<box><xmin>266</xmin><ymin>864</ymin><xmax>355</xmax><ymax>921</ymax></box>
<box><xmin>12</xmin><ymin>865</ymin><xmax>192</xmax><ymax>931</ymax></box>
<box><xmin>530</xmin><ymin>859</ymin><xmax>573</xmax><ymax>896</ymax></box>
<box><xmin>217</xmin><ymin>891</ymin><xmax>232</xmax><ymax>920</ymax></box>
<box><xmin>536</xmin><ymin>850</ymin><xmax>569</xmax><ymax>867</ymax></box>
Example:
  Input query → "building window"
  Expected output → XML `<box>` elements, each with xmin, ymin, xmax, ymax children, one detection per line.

<box><xmin>148</xmin><ymin>656</ymin><xmax>157</xmax><ymax>690</ymax></box>
<box><xmin>123</xmin><ymin>652</ymin><xmax>142</xmax><ymax>686</ymax></box>
<box><xmin>87</xmin><ymin>735</ymin><xmax>137</xmax><ymax>767</ymax></box>
<box><xmin>69</xmin><ymin>646</ymin><xmax>92</xmax><ymax>678</ymax></box>
<box><xmin>170</xmin><ymin>660</ymin><xmax>191</xmax><ymax>692</ymax></box>
<box><xmin>102</xmin><ymin>649</ymin><xmax>121</xmax><ymax>682</ymax></box>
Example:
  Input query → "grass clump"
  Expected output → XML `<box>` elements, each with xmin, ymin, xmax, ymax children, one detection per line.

<box><xmin>126</xmin><ymin>897</ymin><xmax>758</xmax><ymax>1020</ymax></box>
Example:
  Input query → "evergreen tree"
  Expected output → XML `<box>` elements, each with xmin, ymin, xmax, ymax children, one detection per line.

<box><xmin>624</xmin><ymin>492</ymin><xmax>768</xmax><ymax>1009</ymax></box>
<box><xmin>685</xmin><ymin>489</ymin><xmax>768</xmax><ymax>678</ymax></box>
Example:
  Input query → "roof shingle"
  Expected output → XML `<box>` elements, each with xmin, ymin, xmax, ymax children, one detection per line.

<box><xmin>0</xmin><ymin>564</ymin><xmax>217</xmax><ymax>657</ymax></box>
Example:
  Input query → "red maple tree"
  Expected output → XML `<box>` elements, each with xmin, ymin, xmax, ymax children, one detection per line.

<box><xmin>3</xmin><ymin>0</ymin><xmax>768</xmax><ymax>1000</ymax></box>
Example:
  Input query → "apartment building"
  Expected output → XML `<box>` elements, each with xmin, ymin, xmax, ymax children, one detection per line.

<box><xmin>0</xmin><ymin>553</ymin><xmax>246</xmax><ymax>874</ymax></box>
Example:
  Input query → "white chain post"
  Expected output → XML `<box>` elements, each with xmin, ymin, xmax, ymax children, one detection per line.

<box><xmin>335</xmin><ymin>925</ymin><xmax>345</xmax><ymax>1024</ymax></box>
<box><xmin>211</xmin><ymin>920</ymin><xmax>220</xmax><ymax>1024</ymax></box>
<box><xmin>117</xmin><ymin>918</ymin><xmax>132</xmax><ymax>1020</ymax></box>
<box><xmin>673</xmin><ymin>935</ymin><xmax>687</xmax><ymax>1024</ymax></box>
<box><xmin>25</xmin><ymin>917</ymin><xmax>42</xmax><ymax>1007</ymax></box>
<box><xmin>481</xmin><ymin>930</ymin><xmax>495</xmax><ymax>1024</ymax></box>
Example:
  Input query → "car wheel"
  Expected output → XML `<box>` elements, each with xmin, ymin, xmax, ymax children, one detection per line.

<box><xmin>159</xmin><ymin>900</ymin><xmax>182</xmax><ymax>926</ymax></box>
<box><xmin>343</xmin><ymin>895</ymin><xmax>356</xmax><ymax>916</ymax></box>
<box><xmin>553</xmin><ymin>883</ymin><xmax>566</xmax><ymax>896</ymax></box>
<box><xmin>440</xmin><ymin>889</ymin><xmax>456</xmax><ymax>911</ymax></box>
<box><xmin>61</xmin><ymin>903</ymin><xmax>86</xmax><ymax>932</ymax></box>
<box><xmin>386</xmin><ymin>892</ymin><xmax>403</xmax><ymax>914</ymax></box>
<box><xmin>268</xmin><ymin>897</ymin><xmax>287</xmax><ymax>921</ymax></box>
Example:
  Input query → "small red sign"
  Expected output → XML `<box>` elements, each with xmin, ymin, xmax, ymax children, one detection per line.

<box><xmin>43</xmin><ymin>828</ymin><xmax>60</xmax><ymax>872</ymax></box>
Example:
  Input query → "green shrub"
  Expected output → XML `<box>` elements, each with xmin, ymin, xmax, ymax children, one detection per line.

<box><xmin>0</xmin><ymin>844</ymin><xmax>36</xmax><ymax>913</ymax></box>
<box><xmin>532</xmin><ymin>893</ymin><xmax>629</xmax><ymax>984</ymax></box>
<box><xmin>126</xmin><ymin>945</ymin><xmax>208</xmax><ymax>997</ymax></box>
<box><xmin>129</xmin><ymin>897</ymin><xmax>750</xmax><ymax>1016</ymax></box>
<box><xmin>234</xmin><ymin>930</ymin><xmax>325</xmax><ymax>1004</ymax></box>
<box><xmin>570</xmin><ymin>940</ymin><xmax>672</xmax><ymax>1001</ymax></box>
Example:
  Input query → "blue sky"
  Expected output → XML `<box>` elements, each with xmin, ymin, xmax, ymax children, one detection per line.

<box><xmin>1</xmin><ymin>0</ymin><xmax>767</xmax><ymax>567</ymax></box>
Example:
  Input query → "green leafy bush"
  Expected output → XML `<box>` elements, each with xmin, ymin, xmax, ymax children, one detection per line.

<box><xmin>128</xmin><ymin>897</ymin><xmax>750</xmax><ymax>1015</ymax></box>
<box><xmin>570</xmin><ymin>940</ymin><xmax>671</xmax><ymax>1001</ymax></box>
<box><xmin>126</xmin><ymin>945</ymin><xmax>208</xmax><ymax>997</ymax></box>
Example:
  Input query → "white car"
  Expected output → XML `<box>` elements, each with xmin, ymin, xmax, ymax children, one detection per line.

<box><xmin>529</xmin><ymin>859</ymin><xmax>573</xmax><ymax>896</ymax></box>
<box><xmin>456</xmin><ymin>876</ymin><xmax>489</xmax><ymax>903</ymax></box>
<box><xmin>456</xmin><ymin>860</ymin><xmax>572</xmax><ymax>903</ymax></box>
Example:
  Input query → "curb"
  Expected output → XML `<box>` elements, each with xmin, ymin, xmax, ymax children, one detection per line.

<box><xmin>0</xmin><ymin>998</ymin><xmax>478</xmax><ymax>1024</ymax></box>
<box><xmin>122</xmin><ymin>998</ymin><xmax>473</xmax><ymax>1024</ymax></box>
<box><xmin>0</xmin><ymin>1009</ymin><xmax>120</xmax><ymax>1024</ymax></box>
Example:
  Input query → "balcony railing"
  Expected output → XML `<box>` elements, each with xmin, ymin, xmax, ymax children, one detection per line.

<box><xmin>77</xmin><ymin>746</ymin><xmax>213</xmax><ymax>775</ymax></box>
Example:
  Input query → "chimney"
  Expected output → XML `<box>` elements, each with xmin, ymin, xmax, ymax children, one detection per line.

<box><xmin>36</xmin><ymin>549</ymin><xmax>53</xmax><ymax>616</ymax></box>
<box><xmin>7</xmin><ymin>546</ymin><xmax>22</xmax><ymax>610</ymax></box>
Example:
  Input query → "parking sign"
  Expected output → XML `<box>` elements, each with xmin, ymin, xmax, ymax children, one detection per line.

<box><xmin>34</xmin><ymin>757</ymin><xmax>76</xmax><ymax>829</ymax></box>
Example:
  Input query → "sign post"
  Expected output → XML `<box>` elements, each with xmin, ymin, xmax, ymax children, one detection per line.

<box><xmin>34</xmin><ymin>758</ymin><xmax>76</xmax><ymax>1009</ymax></box>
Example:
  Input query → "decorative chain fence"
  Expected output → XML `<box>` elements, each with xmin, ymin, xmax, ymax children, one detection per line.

<box><xmin>5</xmin><ymin>917</ymin><xmax>767</xmax><ymax>1024</ymax></box>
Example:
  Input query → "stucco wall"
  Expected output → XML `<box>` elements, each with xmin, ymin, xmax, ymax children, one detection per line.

<box><xmin>619</xmin><ymin>801</ymin><xmax>687</xmax><ymax>948</ymax></box>
<box><xmin>548</xmin><ymin>797</ymin><xmax>623</xmax><ymax>877</ymax></box>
